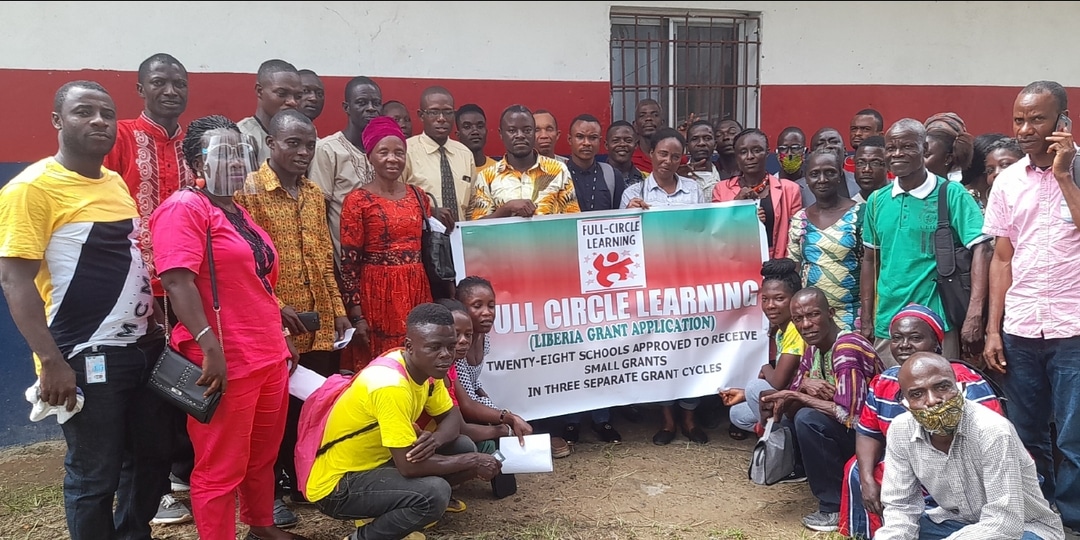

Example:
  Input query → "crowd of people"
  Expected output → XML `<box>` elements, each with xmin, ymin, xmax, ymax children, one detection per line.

<box><xmin>0</xmin><ymin>51</ymin><xmax>1077</xmax><ymax>540</ymax></box>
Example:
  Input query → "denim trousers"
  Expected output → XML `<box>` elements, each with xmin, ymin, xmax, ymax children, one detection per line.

<box><xmin>729</xmin><ymin>378</ymin><xmax>777</xmax><ymax>431</ymax></box>
<box><xmin>917</xmin><ymin>515</ymin><xmax>1044</xmax><ymax>539</ymax></box>
<box><xmin>783</xmin><ymin>407</ymin><xmax>856</xmax><ymax>513</ymax></box>
<box><xmin>1001</xmin><ymin>333</ymin><xmax>1080</xmax><ymax>530</ymax></box>
<box><xmin>61</xmin><ymin>343</ymin><xmax>172</xmax><ymax>540</ymax></box>
<box><xmin>314</xmin><ymin>435</ymin><xmax>475</xmax><ymax>540</ymax></box>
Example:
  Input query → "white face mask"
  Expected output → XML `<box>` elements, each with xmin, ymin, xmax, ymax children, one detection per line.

<box><xmin>201</xmin><ymin>132</ymin><xmax>259</xmax><ymax>197</ymax></box>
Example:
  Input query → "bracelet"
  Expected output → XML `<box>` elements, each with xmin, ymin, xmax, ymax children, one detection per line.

<box><xmin>507</xmin><ymin>424</ymin><xmax>513</xmax><ymax>437</ymax></box>
<box><xmin>499</xmin><ymin>409</ymin><xmax>509</xmax><ymax>424</ymax></box>
<box><xmin>194</xmin><ymin>326</ymin><xmax>212</xmax><ymax>342</ymax></box>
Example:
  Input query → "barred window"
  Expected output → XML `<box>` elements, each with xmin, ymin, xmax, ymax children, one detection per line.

<box><xmin>611</xmin><ymin>11</ymin><xmax>761</xmax><ymax>130</ymax></box>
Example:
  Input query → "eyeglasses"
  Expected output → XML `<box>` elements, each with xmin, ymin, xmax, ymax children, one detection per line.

<box><xmin>422</xmin><ymin>109</ymin><xmax>456</xmax><ymax>119</ymax></box>
<box><xmin>855</xmin><ymin>159</ymin><xmax>887</xmax><ymax>169</ymax></box>
<box><xmin>776</xmin><ymin>145</ymin><xmax>805</xmax><ymax>154</ymax></box>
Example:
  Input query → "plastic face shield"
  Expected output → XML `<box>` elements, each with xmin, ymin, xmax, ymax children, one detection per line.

<box><xmin>200</xmin><ymin>132</ymin><xmax>259</xmax><ymax>197</ymax></box>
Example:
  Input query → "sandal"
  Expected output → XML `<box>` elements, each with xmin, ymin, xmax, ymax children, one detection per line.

<box><xmin>445</xmin><ymin>497</ymin><xmax>467</xmax><ymax>513</ymax></box>
<box><xmin>728</xmin><ymin>426</ymin><xmax>752</xmax><ymax>441</ymax></box>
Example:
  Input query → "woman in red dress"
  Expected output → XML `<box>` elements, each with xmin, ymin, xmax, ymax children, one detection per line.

<box><xmin>339</xmin><ymin>116</ymin><xmax>434</xmax><ymax>371</ymax></box>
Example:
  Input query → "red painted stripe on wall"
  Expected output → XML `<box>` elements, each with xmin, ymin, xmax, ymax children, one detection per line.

<box><xmin>0</xmin><ymin>69</ymin><xmax>612</xmax><ymax>163</ymax></box>
<box><xmin>759</xmin><ymin>84</ymin><xmax>1065</xmax><ymax>146</ymax></box>
<box><xmin>3</xmin><ymin>69</ymin><xmax>1073</xmax><ymax>165</ymax></box>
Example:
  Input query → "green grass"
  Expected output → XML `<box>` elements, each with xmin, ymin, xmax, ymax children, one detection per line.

<box><xmin>0</xmin><ymin>484</ymin><xmax>63</xmax><ymax>516</ymax></box>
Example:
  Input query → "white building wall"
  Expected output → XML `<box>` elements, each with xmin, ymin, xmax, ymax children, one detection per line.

<box><xmin>2</xmin><ymin>1</ymin><xmax>1078</xmax><ymax>86</ymax></box>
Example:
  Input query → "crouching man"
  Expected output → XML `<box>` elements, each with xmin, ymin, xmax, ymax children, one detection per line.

<box><xmin>306</xmin><ymin>303</ymin><xmax>502</xmax><ymax>540</ymax></box>
<box><xmin>877</xmin><ymin>352</ymin><xmax>1064</xmax><ymax>540</ymax></box>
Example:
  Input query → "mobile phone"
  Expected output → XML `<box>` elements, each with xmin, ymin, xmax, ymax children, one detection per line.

<box><xmin>297</xmin><ymin>311</ymin><xmax>321</xmax><ymax>333</ymax></box>
<box><xmin>1058</xmin><ymin>114</ymin><xmax>1072</xmax><ymax>133</ymax></box>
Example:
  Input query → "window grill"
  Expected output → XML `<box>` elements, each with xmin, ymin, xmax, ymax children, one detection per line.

<box><xmin>611</xmin><ymin>11</ymin><xmax>761</xmax><ymax>130</ymax></box>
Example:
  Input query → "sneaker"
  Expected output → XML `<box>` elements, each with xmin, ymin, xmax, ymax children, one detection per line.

<box><xmin>169</xmin><ymin>472</ymin><xmax>190</xmax><ymax>493</ymax></box>
<box><xmin>562</xmin><ymin>423</ymin><xmax>580</xmax><ymax>445</ymax></box>
<box><xmin>151</xmin><ymin>494</ymin><xmax>193</xmax><ymax>525</ymax></box>
<box><xmin>273</xmin><ymin>498</ymin><xmax>298</xmax><ymax>529</ymax></box>
<box><xmin>801</xmin><ymin>510</ymin><xmax>839</xmax><ymax>532</ymax></box>
<box><xmin>592</xmin><ymin>422</ymin><xmax>622</xmax><ymax>443</ymax></box>
<box><xmin>776</xmin><ymin>470</ymin><xmax>808</xmax><ymax>484</ymax></box>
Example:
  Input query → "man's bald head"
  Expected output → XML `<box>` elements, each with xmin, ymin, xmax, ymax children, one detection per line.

<box><xmin>791</xmin><ymin>287</ymin><xmax>830</xmax><ymax>311</ymax></box>
<box><xmin>897</xmin><ymin>352</ymin><xmax>956</xmax><ymax>405</ymax></box>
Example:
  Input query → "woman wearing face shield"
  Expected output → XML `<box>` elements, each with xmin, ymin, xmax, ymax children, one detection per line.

<box><xmin>149</xmin><ymin>115</ymin><xmax>307</xmax><ymax>540</ymax></box>
<box><xmin>838</xmin><ymin>304</ymin><xmax>1003</xmax><ymax>539</ymax></box>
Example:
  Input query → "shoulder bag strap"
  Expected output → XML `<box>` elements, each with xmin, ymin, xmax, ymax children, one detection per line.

<box><xmin>411</xmin><ymin>185</ymin><xmax>431</xmax><ymax>234</ymax></box>
<box><xmin>165</xmin><ymin>188</ymin><xmax>222</xmax><ymax>347</ymax></box>
<box><xmin>934</xmin><ymin>179</ymin><xmax>957</xmax><ymax>276</ymax></box>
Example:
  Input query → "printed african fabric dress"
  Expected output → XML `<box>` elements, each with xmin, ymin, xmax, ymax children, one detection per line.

<box><xmin>787</xmin><ymin>202</ymin><xmax>863</xmax><ymax>331</ymax></box>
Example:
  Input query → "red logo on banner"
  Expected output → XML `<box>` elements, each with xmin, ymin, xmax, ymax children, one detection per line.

<box><xmin>593</xmin><ymin>252</ymin><xmax>633</xmax><ymax>287</ymax></box>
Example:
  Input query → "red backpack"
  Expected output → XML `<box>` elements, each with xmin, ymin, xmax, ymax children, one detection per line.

<box><xmin>294</xmin><ymin>350</ymin><xmax>422</xmax><ymax>500</ymax></box>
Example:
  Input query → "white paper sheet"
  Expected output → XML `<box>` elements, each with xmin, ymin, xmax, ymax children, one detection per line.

<box><xmin>288</xmin><ymin>365</ymin><xmax>327</xmax><ymax>400</ymax></box>
<box><xmin>333</xmin><ymin>327</ymin><xmax>355</xmax><ymax>351</ymax></box>
<box><xmin>428</xmin><ymin>216</ymin><xmax>447</xmax><ymax>234</ymax></box>
<box><xmin>496</xmin><ymin>433</ymin><xmax>554</xmax><ymax>474</ymax></box>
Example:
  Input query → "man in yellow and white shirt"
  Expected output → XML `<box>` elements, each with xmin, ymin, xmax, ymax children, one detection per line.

<box><xmin>468</xmin><ymin>104</ymin><xmax>579</xmax><ymax>220</ymax></box>
<box><xmin>307</xmin><ymin>304</ymin><xmax>501</xmax><ymax>540</ymax></box>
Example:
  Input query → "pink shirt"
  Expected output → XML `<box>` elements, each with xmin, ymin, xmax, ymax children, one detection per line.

<box><xmin>712</xmin><ymin>174</ymin><xmax>802</xmax><ymax>259</ymax></box>
<box><xmin>984</xmin><ymin>156</ymin><xmax>1080</xmax><ymax>339</ymax></box>
<box><xmin>151</xmin><ymin>190</ymin><xmax>289</xmax><ymax>378</ymax></box>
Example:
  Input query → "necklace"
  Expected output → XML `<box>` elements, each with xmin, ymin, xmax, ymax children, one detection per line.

<box><xmin>741</xmin><ymin>175</ymin><xmax>769</xmax><ymax>196</ymax></box>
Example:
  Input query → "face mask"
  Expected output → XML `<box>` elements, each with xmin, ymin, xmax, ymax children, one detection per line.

<box><xmin>778</xmin><ymin>152</ymin><xmax>804</xmax><ymax>174</ymax></box>
<box><xmin>904</xmin><ymin>390</ymin><xmax>964</xmax><ymax>436</ymax></box>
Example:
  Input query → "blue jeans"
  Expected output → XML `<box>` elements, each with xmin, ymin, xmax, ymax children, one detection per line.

<box><xmin>783</xmin><ymin>407</ymin><xmax>856</xmax><ymax>513</ymax></box>
<box><xmin>1002</xmin><ymin>333</ymin><xmax>1080</xmax><ymax>530</ymax></box>
<box><xmin>729</xmin><ymin>378</ymin><xmax>776</xmax><ymax>431</ymax></box>
<box><xmin>61</xmin><ymin>343</ymin><xmax>172</xmax><ymax>540</ymax></box>
<box><xmin>917</xmin><ymin>515</ymin><xmax>1044</xmax><ymax>539</ymax></box>
<box><xmin>314</xmin><ymin>435</ymin><xmax>475</xmax><ymax>540</ymax></box>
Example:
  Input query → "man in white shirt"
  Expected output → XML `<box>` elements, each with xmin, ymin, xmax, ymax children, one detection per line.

<box><xmin>877</xmin><ymin>352</ymin><xmax>1063</xmax><ymax>540</ymax></box>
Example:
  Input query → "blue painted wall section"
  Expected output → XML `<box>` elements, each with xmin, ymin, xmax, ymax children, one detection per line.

<box><xmin>1</xmin><ymin>162</ymin><xmax>61</xmax><ymax>447</ymax></box>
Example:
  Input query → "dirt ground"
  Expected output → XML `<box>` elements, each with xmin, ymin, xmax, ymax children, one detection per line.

<box><xmin>0</xmin><ymin>409</ymin><xmax>846</xmax><ymax>540</ymax></box>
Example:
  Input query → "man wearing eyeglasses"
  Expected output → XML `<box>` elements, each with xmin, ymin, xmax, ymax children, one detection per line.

<box><xmin>402</xmin><ymin>86</ymin><xmax>474</xmax><ymax>224</ymax></box>
<box><xmin>775</xmin><ymin>126</ymin><xmax>812</xmax><ymax>206</ymax></box>
<box><xmin>852</xmin><ymin>136</ymin><xmax>889</xmax><ymax>203</ymax></box>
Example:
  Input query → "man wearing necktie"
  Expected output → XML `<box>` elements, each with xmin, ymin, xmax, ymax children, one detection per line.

<box><xmin>403</xmin><ymin>86</ymin><xmax>476</xmax><ymax>224</ymax></box>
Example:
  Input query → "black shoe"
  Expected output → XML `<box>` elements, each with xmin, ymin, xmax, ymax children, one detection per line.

<box><xmin>652</xmin><ymin>429</ymin><xmax>676</xmax><ymax>445</ymax></box>
<box><xmin>273</xmin><ymin>498</ymin><xmax>299</xmax><ymax>529</ymax></box>
<box><xmin>682</xmin><ymin>426</ymin><xmax>709</xmax><ymax>444</ymax></box>
<box><xmin>491</xmin><ymin>473</ymin><xmax>517</xmax><ymax>499</ymax></box>
<box><xmin>592</xmin><ymin>422</ymin><xmax>622</xmax><ymax>443</ymax></box>
<box><xmin>562</xmin><ymin>423</ymin><xmax>581</xmax><ymax>445</ymax></box>
<box><xmin>618</xmin><ymin>405</ymin><xmax>644</xmax><ymax>423</ymax></box>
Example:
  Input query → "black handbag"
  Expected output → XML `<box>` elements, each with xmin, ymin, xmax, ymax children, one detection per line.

<box><xmin>933</xmin><ymin>179</ymin><xmax>974</xmax><ymax>331</ymax></box>
<box><xmin>411</xmin><ymin>185</ymin><xmax>456</xmax><ymax>283</ymax></box>
<box><xmin>147</xmin><ymin>227</ymin><xmax>223</xmax><ymax>424</ymax></box>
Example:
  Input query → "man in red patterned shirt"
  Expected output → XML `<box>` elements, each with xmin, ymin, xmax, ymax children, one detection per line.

<box><xmin>103</xmin><ymin>52</ymin><xmax>195</xmax><ymax>527</ymax></box>
<box><xmin>104</xmin><ymin>52</ymin><xmax>194</xmax><ymax>298</ymax></box>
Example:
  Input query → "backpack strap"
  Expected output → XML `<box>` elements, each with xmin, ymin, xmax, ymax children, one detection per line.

<box><xmin>599</xmin><ymin>162</ymin><xmax>617</xmax><ymax>206</ymax></box>
<box><xmin>933</xmin><ymin>178</ymin><xmax>957</xmax><ymax>276</ymax></box>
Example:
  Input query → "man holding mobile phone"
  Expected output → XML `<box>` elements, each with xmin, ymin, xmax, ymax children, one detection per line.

<box><xmin>233</xmin><ymin>109</ymin><xmax>353</xmax><ymax>524</ymax></box>
<box><xmin>984</xmin><ymin>80</ymin><xmax>1080</xmax><ymax>536</ymax></box>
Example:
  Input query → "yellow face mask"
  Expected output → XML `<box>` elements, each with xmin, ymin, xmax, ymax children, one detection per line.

<box><xmin>906</xmin><ymin>391</ymin><xmax>964</xmax><ymax>436</ymax></box>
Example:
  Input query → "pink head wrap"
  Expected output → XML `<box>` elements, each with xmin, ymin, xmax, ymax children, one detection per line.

<box><xmin>362</xmin><ymin>116</ymin><xmax>406</xmax><ymax>156</ymax></box>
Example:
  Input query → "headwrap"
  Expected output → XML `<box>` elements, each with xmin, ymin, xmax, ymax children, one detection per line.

<box><xmin>924</xmin><ymin>112</ymin><xmax>967</xmax><ymax>136</ymax></box>
<box><xmin>362</xmin><ymin>116</ymin><xmax>406</xmax><ymax>156</ymax></box>
<box><xmin>890</xmin><ymin>303</ymin><xmax>946</xmax><ymax>344</ymax></box>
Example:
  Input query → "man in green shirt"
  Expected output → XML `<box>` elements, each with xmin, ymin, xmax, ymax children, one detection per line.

<box><xmin>859</xmin><ymin>118</ymin><xmax>991</xmax><ymax>367</ymax></box>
